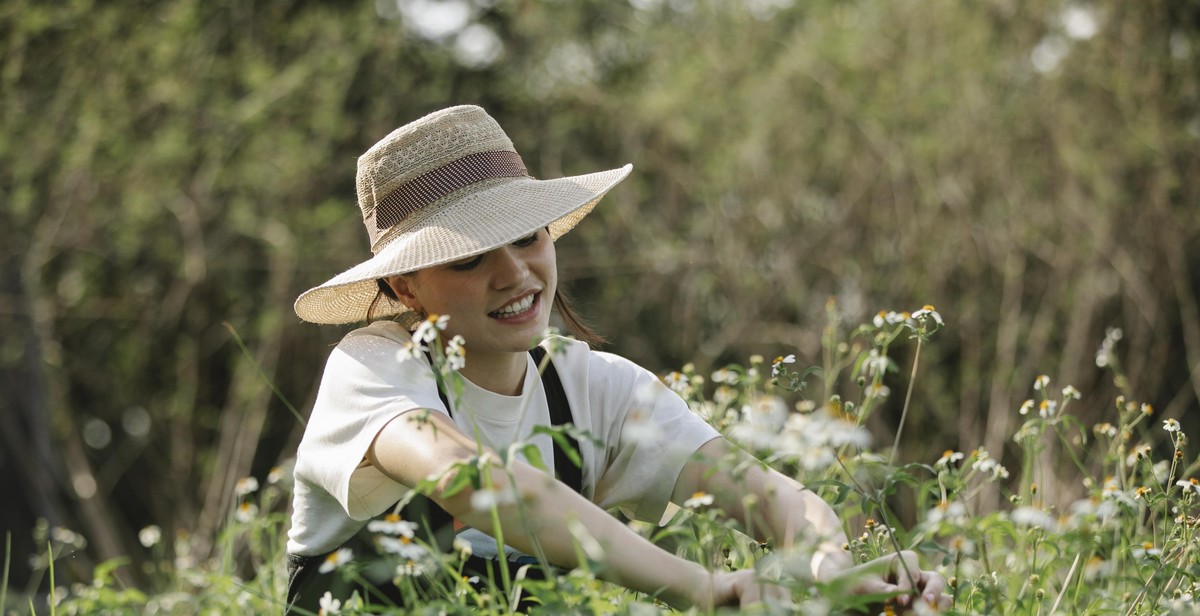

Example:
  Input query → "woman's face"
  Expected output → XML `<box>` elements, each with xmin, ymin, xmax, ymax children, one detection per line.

<box><xmin>385</xmin><ymin>228</ymin><xmax>557</xmax><ymax>363</ymax></box>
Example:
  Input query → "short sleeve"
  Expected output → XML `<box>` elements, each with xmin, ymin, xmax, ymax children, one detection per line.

<box><xmin>293</xmin><ymin>323</ymin><xmax>446</xmax><ymax>521</ymax></box>
<box><xmin>587</xmin><ymin>352</ymin><xmax>719</xmax><ymax>522</ymax></box>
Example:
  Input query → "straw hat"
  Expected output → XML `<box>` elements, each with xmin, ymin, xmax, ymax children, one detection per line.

<box><xmin>294</xmin><ymin>105</ymin><xmax>632</xmax><ymax>325</ymax></box>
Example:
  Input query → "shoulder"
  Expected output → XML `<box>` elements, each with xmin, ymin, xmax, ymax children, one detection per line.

<box><xmin>337</xmin><ymin>320</ymin><xmax>414</xmax><ymax>351</ymax></box>
<box><xmin>320</xmin><ymin>320</ymin><xmax>431</xmax><ymax>383</ymax></box>
<box><xmin>540</xmin><ymin>335</ymin><xmax>663</xmax><ymax>397</ymax></box>
<box><xmin>329</xmin><ymin>321</ymin><xmax>421</xmax><ymax>363</ymax></box>
<box><xmin>541</xmin><ymin>335</ymin><xmax>646</xmax><ymax>375</ymax></box>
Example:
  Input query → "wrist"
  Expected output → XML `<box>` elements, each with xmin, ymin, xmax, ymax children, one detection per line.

<box><xmin>680</xmin><ymin>563</ymin><xmax>714</xmax><ymax>610</ymax></box>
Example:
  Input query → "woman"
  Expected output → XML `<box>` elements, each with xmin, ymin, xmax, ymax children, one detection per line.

<box><xmin>287</xmin><ymin>105</ymin><xmax>949</xmax><ymax>612</ymax></box>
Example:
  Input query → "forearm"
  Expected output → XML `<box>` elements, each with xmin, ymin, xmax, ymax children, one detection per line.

<box><xmin>369</xmin><ymin>410</ymin><xmax>712</xmax><ymax>607</ymax></box>
<box><xmin>755</xmin><ymin>474</ymin><xmax>854</xmax><ymax>577</ymax></box>
<box><xmin>446</xmin><ymin>461</ymin><xmax>710</xmax><ymax>609</ymax></box>
<box><xmin>735</xmin><ymin>464</ymin><xmax>854</xmax><ymax>578</ymax></box>
<box><xmin>678</xmin><ymin>439</ymin><xmax>853</xmax><ymax>578</ymax></box>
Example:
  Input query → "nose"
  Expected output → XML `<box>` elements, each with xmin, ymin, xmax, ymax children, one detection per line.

<box><xmin>488</xmin><ymin>245</ymin><xmax>528</xmax><ymax>290</ymax></box>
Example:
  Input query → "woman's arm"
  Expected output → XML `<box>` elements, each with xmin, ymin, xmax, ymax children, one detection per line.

<box><xmin>672</xmin><ymin>437</ymin><xmax>949</xmax><ymax>608</ymax></box>
<box><xmin>672</xmin><ymin>438</ymin><xmax>854</xmax><ymax>576</ymax></box>
<box><xmin>366</xmin><ymin>409</ymin><xmax>766</xmax><ymax>609</ymax></box>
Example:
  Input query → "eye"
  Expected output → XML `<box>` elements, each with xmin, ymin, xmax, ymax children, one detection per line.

<box><xmin>449</xmin><ymin>255</ymin><xmax>483</xmax><ymax>271</ymax></box>
<box><xmin>512</xmin><ymin>232</ymin><xmax>539</xmax><ymax>247</ymax></box>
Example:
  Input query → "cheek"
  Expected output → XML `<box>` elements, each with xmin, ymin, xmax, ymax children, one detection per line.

<box><xmin>538</xmin><ymin>240</ymin><xmax>558</xmax><ymax>281</ymax></box>
<box><xmin>410</xmin><ymin>276</ymin><xmax>469</xmax><ymax>316</ymax></box>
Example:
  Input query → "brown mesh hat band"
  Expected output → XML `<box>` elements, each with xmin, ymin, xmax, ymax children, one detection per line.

<box><xmin>365</xmin><ymin>150</ymin><xmax>530</xmax><ymax>248</ymax></box>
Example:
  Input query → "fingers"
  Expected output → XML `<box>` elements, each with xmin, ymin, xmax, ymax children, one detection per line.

<box><xmin>849</xmin><ymin>551</ymin><xmax>953</xmax><ymax>610</ymax></box>
<box><xmin>756</xmin><ymin>579</ymin><xmax>791</xmax><ymax>607</ymax></box>
<box><xmin>916</xmin><ymin>569</ymin><xmax>951</xmax><ymax>607</ymax></box>
<box><xmin>709</xmin><ymin>570</ymin><xmax>792</xmax><ymax>609</ymax></box>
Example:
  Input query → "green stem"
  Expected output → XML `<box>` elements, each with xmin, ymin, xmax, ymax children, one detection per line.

<box><xmin>223</xmin><ymin>322</ymin><xmax>306</xmax><ymax>427</ymax></box>
<box><xmin>47</xmin><ymin>541</ymin><xmax>55</xmax><ymax>616</ymax></box>
<box><xmin>889</xmin><ymin>337</ymin><xmax>922</xmax><ymax>466</ymax></box>
<box><xmin>1</xmin><ymin>533</ymin><xmax>9</xmax><ymax>615</ymax></box>
<box><xmin>480</xmin><ymin>470</ymin><xmax>514</xmax><ymax>610</ymax></box>
<box><xmin>832</xmin><ymin>456</ymin><xmax>918</xmax><ymax>591</ymax></box>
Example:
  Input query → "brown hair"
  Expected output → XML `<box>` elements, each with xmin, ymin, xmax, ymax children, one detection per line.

<box><xmin>552</xmin><ymin>286</ymin><xmax>606</xmax><ymax>348</ymax></box>
<box><xmin>368</xmin><ymin>279</ymin><xmax>606</xmax><ymax>348</ymax></box>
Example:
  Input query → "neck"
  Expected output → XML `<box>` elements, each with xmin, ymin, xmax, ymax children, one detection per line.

<box><xmin>458</xmin><ymin>349</ymin><xmax>528</xmax><ymax>396</ymax></box>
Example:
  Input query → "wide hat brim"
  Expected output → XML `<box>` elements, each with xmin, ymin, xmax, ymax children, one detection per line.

<box><xmin>294</xmin><ymin>164</ymin><xmax>632</xmax><ymax>325</ymax></box>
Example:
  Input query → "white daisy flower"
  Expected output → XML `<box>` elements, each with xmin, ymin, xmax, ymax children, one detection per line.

<box><xmin>234</xmin><ymin>477</ymin><xmax>259</xmax><ymax>496</ymax></box>
<box><xmin>235</xmin><ymin>502</ymin><xmax>258</xmax><ymax>523</ymax></box>
<box><xmin>318</xmin><ymin>548</ymin><xmax>352</xmax><ymax>574</ymax></box>
<box><xmin>376</xmin><ymin>536</ymin><xmax>428</xmax><ymax>561</ymax></box>
<box><xmin>770</xmin><ymin>354</ymin><xmax>796</xmax><ymax>378</ymax></box>
<box><xmin>863</xmin><ymin>349</ymin><xmax>890</xmax><ymax>378</ymax></box>
<box><xmin>663</xmin><ymin>371</ymin><xmax>689</xmax><ymax>393</ymax></box>
<box><xmin>711</xmin><ymin>367</ymin><xmax>738</xmax><ymax>384</ymax></box>
<box><xmin>445</xmin><ymin>335</ymin><xmax>467</xmax><ymax>371</ymax></box>
<box><xmin>684</xmin><ymin>491</ymin><xmax>714</xmax><ymax>509</ymax></box>
<box><xmin>319</xmin><ymin>591</ymin><xmax>342</xmax><ymax>615</ymax></box>
<box><xmin>138</xmin><ymin>525</ymin><xmax>162</xmax><ymax>548</ymax></box>
<box><xmin>367</xmin><ymin>514</ymin><xmax>417</xmax><ymax>538</ymax></box>
<box><xmin>398</xmin><ymin>339</ymin><xmax>426</xmax><ymax>361</ymax></box>
<box><xmin>395</xmin><ymin>556</ymin><xmax>434</xmax><ymax>577</ymax></box>
<box><xmin>912</xmin><ymin>304</ymin><xmax>943</xmax><ymax>326</ymax></box>
<box><xmin>1011</xmin><ymin>506</ymin><xmax>1058</xmax><ymax>531</ymax></box>
<box><xmin>936</xmin><ymin>450</ymin><xmax>965</xmax><ymax>467</ymax></box>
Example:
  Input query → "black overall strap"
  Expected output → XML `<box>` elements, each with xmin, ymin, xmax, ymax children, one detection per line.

<box><xmin>527</xmin><ymin>346</ymin><xmax>581</xmax><ymax>493</ymax></box>
<box><xmin>435</xmin><ymin>346</ymin><xmax>581</xmax><ymax>492</ymax></box>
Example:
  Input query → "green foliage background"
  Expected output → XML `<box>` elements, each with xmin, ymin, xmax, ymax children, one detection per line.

<box><xmin>1</xmin><ymin>0</ymin><xmax>1197</xmax><ymax>598</ymax></box>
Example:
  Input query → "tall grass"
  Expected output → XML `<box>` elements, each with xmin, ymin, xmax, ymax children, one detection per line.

<box><xmin>7</xmin><ymin>307</ymin><xmax>1198</xmax><ymax>614</ymax></box>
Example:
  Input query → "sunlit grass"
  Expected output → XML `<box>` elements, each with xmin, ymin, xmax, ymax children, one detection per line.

<box><xmin>8</xmin><ymin>306</ymin><xmax>1199</xmax><ymax>614</ymax></box>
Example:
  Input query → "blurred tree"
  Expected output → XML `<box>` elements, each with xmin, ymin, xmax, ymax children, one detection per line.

<box><xmin>1</xmin><ymin>0</ymin><xmax>1196</xmax><ymax>595</ymax></box>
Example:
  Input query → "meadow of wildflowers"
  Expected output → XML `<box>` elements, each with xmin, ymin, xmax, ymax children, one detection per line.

<box><xmin>9</xmin><ymin>307</ymin><xmax>1198</xmax><ymax>615</ymax></box>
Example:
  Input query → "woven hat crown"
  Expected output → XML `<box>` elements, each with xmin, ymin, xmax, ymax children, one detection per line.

<box><xmin>359</xmin><ymin>106</ymin><xmax>524</xmax><ymax>252</ymax></box>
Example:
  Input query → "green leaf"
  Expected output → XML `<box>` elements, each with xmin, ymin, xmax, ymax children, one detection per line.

<box><xmin>440</xmin><ymin>459</ymin><xmax>480</xmax><ymax>499</ymax></box>
<box><xmin>532</xmin><ymin>425</ymin><xmax>583</xmax><ymax>467</ymax></box>
<box><xmin>519</xmin><ymin>443</ymin><xmax>547</xmax><ymax>471</ymax></box>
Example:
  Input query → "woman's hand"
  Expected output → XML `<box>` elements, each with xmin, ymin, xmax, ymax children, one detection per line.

<box><xmin>826</xmin><ymin>550</ymin><xmax>951</xmax><ymax>611</ymax></box>
<box><xmin>696</xmin><ymin>570</ymin><xmax>791</xmax><ymax>610</ymax></box>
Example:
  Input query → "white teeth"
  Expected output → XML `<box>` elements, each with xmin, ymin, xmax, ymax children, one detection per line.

<box><xmin>493</xmin><ymin>294</ymin><xmax>535</xmax><ymax>317</ymax></box>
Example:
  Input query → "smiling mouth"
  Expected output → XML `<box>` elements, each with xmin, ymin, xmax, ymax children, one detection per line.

<box><xmin>489</xmin><ymin>292</ymin><xmax>538</xmax><ymax>319</ymax></box>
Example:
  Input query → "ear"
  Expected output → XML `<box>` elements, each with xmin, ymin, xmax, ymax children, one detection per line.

<box><xmin>383</xmin><ymin>275</ymin><xmax>423</xmax><ymax>313</ymax></box>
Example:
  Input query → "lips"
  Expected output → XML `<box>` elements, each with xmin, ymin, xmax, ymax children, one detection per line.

<box><xmin>489</xmin><ymin>292</ymin><xmax>538</xmax><ymax>319</ymax></box>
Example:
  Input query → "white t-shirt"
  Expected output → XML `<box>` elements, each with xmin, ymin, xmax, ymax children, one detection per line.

<box><xmin>286</xmin><ymin>321</ymin><xmax>719</xmax><ymax>557</ymax></box>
